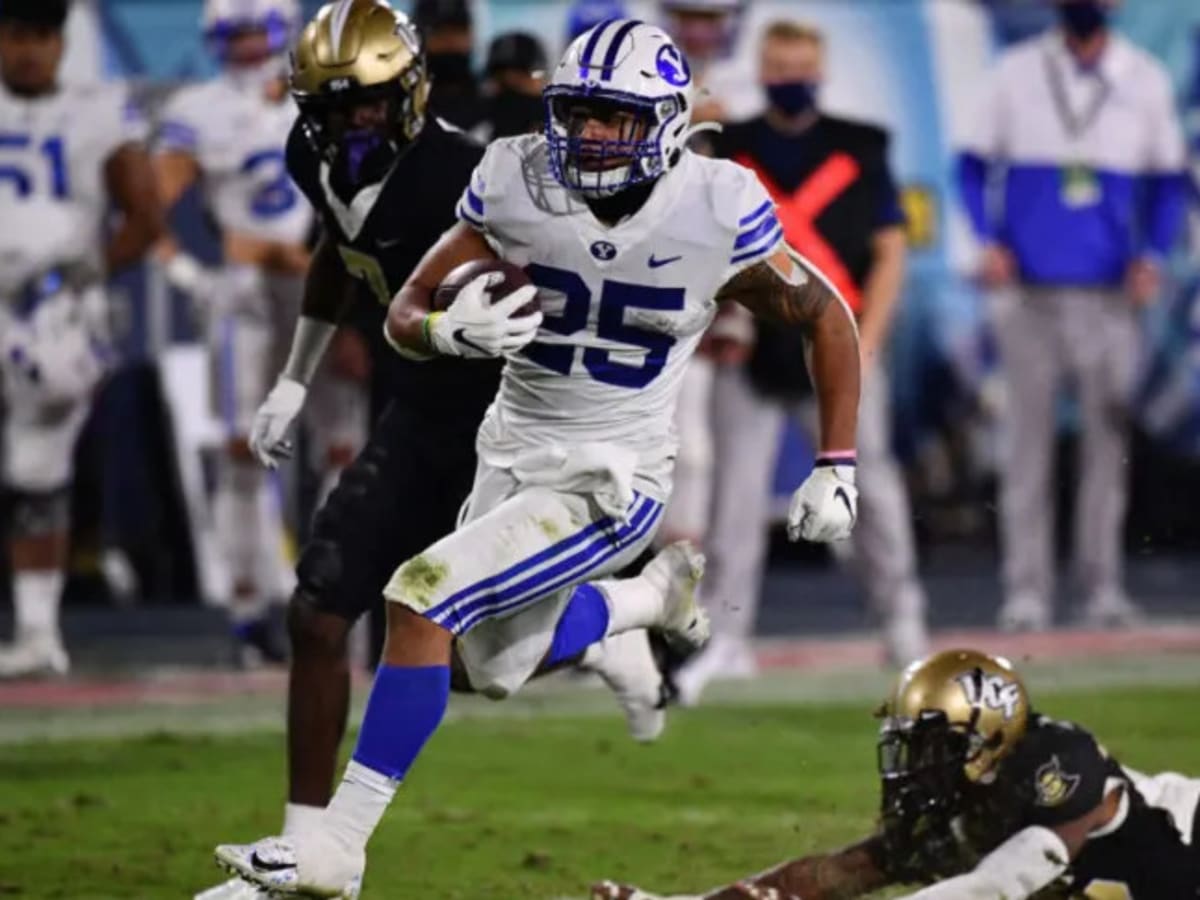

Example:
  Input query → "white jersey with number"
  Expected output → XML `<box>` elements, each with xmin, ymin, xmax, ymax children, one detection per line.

<box><xmin>158</xmin><ymin>75</ymin><xmax>312</xmax><ymax>244</ymax></box>
<box><xmin>456</xmin><ymin>133</ymin><xmax>784</xmax><ymax>497</ymax></box>
<box><xmin>0</xmin><ymin>80</ymin><xmax>147</xmax><ymax>268</ymax></box>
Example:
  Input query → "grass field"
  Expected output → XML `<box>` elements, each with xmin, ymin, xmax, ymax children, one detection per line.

<box><xmin>3</xmin><ymin>673</ymin><xmax>1200</xmax><ymax>900</ymax></box>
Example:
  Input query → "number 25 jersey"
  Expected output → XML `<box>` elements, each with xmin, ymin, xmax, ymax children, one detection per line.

<box><xmin>457</xmin><ymin>134</ymin><xmax>784</xmax><ymax>497</ymax></box>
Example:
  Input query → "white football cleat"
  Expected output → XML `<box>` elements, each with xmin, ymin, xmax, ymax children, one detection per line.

<box><xmin>214</xmin><ymin>834</ymin><xmax>363</xmax><ymax>899</ymax></box>
<box><xmin>581</xmin><ymin>630</ymin><xmax>667</xmax><ymax>743</ymax></box>
<box><xmin>641</xmin><ymin>541</ymin><xmax>710</xmax><ymax>652</ymax></box>
<box><xmin>0</xmin><ymin>633</ymin><xmax>69</xmax><ymax>679</ymax></box>
<box><xmin>194</xmin><ymin>877</ymin><xmax>270</xmax><ymax>900</ymax></box>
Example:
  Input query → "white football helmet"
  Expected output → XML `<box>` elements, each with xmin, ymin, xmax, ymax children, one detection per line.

<box><xmin>0</xmin><ymin>199</ymin><xmax>91</xmax><ymax>298</ymax></box>
<box><xmin>544</xmin><ymin>19</ymin><xmax>695</xmax><ymax>198</ymax></box>
<box><xmin>203</xmin><ymin>0</ymin><xmax>300</xmax><ymax>65</ymax></box>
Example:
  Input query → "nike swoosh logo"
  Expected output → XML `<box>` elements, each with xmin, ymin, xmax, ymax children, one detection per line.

<box><xmin>648</xmin><ymin>254</ymin><xmax>683</xmax><ymax>269</ymax></box>
<box><xmin>834</xmin><ymin>486</ymin><xmax>855</xmax><ymax>522</ymax></box>
<box><xmin>453</xmin><ymin>328</ymin><xmax>490</xmax><ymax>356</ymax></box>
<box><xmin>250</xmin><ymin>852</ymin><xmax>295</xmax><ymax>873</ymax></box>
<box><xmin>376</xmin><ymin>236</ymin><xmax>405</xmax><ymax>249</ymax></box>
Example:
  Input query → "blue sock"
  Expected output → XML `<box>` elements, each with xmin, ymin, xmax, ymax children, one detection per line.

<box><xmin>546</xmin><ymin>584</ymin><xmax>611</xmax><ymax>667</ymax></box>
<box><xmin>351</xmin><ymin>664</ymin><xmax>450</xmax><ymax>780</ymax></box>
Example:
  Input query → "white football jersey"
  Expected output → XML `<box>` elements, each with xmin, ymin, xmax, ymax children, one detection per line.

<box><xmin>0</xmin><ymin>80</ymin><xmax>147</xmax><ymax>268</ymax></box>
<box><xmin>158</xmin><ymin>75</ymin><xmax>312</xmax><ymax>244</ymax></box>
<box><xmin>456</xmin><ymin>133</ymin><xmax>784</xmax><ymax>497</ymax></box>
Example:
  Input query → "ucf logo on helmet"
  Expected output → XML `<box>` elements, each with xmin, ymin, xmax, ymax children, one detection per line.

<box><xmin>957</xmin><ymin>672</ymin><xmax>1022</xmax><ymax>721</ymax></box>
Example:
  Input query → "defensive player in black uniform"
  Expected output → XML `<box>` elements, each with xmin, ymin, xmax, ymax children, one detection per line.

<box><xmin>199</xmin><ymin>3</ymin><xmax>669</xmax><ymax>898</ymax></box>
<box><xmin>593</xmin><ymin>649</ymin><xmax>1200</xmax><ymax>900</ymax></box>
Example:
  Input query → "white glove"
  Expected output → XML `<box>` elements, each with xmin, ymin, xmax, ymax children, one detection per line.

<box><xmin>427</xmin><ymin>272</ymin><xmax>542</xmax><ymax>358</ymax></box>
<box><xmin>249</xmin><ymin>376</ymin><xmax>307</xmax><ymax>469</ymax></box>
<box><xmin>788</xmin><ymin>462</ymin><xmax>857</xmax><ymax>543</ymax></box>
<box><xmin>163</xmin><ymin>253</ymin><xmax>223</xmax><ymax>306</ymax></box>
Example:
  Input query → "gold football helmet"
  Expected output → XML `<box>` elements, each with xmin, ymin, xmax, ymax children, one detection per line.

<box><xmin>291</xmin><ymin>0</ymin><xmax>429</xmax><ymax>182</ymax></box>
<box><xmin>879</xmin><ymin>648</ymin><xmax>1030</xmax><ymax>784</ymax></box>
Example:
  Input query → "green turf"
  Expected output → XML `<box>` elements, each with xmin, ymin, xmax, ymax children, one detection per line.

<box><xmin>2</xmin><ymin>686</ymin><xmax>1198</xmax><ymax>899</ymax></box>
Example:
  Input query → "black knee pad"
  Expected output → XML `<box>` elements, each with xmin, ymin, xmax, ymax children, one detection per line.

<box><xmin>6</xmin><ymin>487</ymin><xmax>70</xmax><ymax>539</ymax></box>
<box><xmin>296</xmin><ymin>538</ymin><xmax>343</xmax><ymax>597</ymax></box>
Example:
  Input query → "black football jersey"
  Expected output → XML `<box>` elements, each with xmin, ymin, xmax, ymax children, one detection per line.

<box><xmin>959</xmin><ymin>715</ymin><xmax>1200</xmax><ymax>898</ymax></box>
<box><xmin>286</xmin><ymin>118</ymin><xmax>501</xmax><ymax>425</ymax></box>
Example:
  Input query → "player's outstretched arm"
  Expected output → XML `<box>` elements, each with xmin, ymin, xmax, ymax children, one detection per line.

<box><xmin>105</xmin><ymin>142</ymin><xmax>166</xmax><ymax>274</ymax></box>
<box><xmin>716</xmin><ymin>246</ymin><xmax>861</xmax><ymax>543</ymax></box>
<box><xmin>592</xmin><ymin>836</ymin><xmax>893</xmax><ymax>900</ymax></box>
<box><xmin>384</xmin><ymin>221</ymin><xmax>497</xmax><ymax>357</ymax></box>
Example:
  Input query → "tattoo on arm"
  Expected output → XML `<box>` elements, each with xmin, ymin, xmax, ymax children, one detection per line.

<box><xmin>714</xmin><ymin>254</ymin><xmax>835</xmax><ymax>329</ymax></box>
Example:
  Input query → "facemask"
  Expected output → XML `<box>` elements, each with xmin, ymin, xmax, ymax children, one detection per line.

<box><xmin>427</xmin><ymin>52</ymin><xmax>474</xmax><ymax>87</ymax></box>
<box><xmin>766</xmin><ymin>80</ymin><xmax>819</xmax><ymax>117</ymax></box>
<box><xmin>1058</xmin><ymin>1</ymin><xmax>1108</xmax><ymax>40</ymax></box>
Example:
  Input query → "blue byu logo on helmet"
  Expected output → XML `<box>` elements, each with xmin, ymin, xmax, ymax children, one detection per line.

<box><xmin>655</xmin><ymin>44</ymin><xmax>691</xmax><ymax>87</ymax></box>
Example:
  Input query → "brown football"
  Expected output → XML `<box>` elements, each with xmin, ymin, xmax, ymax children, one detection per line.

<box><xmin>432</xmin><ymin>258</ymin><xmax>538</xmax><ymax>315</ymax></box>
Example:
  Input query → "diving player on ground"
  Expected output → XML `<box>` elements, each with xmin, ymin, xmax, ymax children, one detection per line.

<box><xmin>216</xmin><ymin>14</ymin><xmax>861</xmax><ymax>898</ymax></box>
<box><xmin>593</xmin><ymin>649</ymin><xmax>1200</xmax><ymax>900</ymax></box>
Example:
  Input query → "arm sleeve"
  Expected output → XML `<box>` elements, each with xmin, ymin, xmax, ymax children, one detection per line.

<box><xmin>1141</xmin><ymin>66</ymin><xmax>1188</xmax><ymax>258</ymax></box>
<box><xmin>957</xmin><ymin>65</ymin><xmax>1008</xmax><ymax>242</ymax></box>
<box><xmin>455</xmin><ymin>139</ymin><xmax>497</xmax><ymax>233</ymax></box>
<box><xmin>93</xmin><ymin>84</ymin><xmax>149</xmax><ymax>161</ymax></box>
<box><xmin>156</xmin><ymin>87</ymin><xmax>201</xmax><ymax>155</ymax></box>
<box><xmin>720</xmin><ymin>167</ymin><xmax>785</xmax><ymax>282</ymax></box>
<box><xmin>894</xmin><ymin>826</ymin><xmax>1069</xmax><ymax>900</ymax></box>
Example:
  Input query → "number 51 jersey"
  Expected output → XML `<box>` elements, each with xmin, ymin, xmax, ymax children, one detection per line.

<box><xmin>457</xmin><ymin>133</ymin><xmax>784</xmax><ymax>498</ymax></box>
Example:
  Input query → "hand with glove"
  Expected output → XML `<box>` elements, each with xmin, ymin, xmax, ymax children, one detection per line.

<box><xmin>787</xmin><ymin>456</ymin><xmax>858</xmax><ymax>543</ymax></box>
<box><xmin>248</xmin><ymin>317</ymin><xmax>337</xmax><ymax>469</ymax></box>
<box><xmin>424</xmin><ymin>272</ymin><xmax>542</xmax><ymax>359</ymax></box>
<box><xmin>249</xmin><ymin>376</ymin><xmax>307</xmax><ymax>469</ymax></box>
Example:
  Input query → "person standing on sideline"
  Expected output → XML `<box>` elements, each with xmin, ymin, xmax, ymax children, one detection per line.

<box><xmin>677</xmin><ymin>20</ymin><xmax>925</xmax><ymax>705</ymax></box>
<box><xmin>959</xmin><ymin>0</ymin><xmax>1188</xmax><ymax>632</ymax></box>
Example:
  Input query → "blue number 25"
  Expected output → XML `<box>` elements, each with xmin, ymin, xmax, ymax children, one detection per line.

<box><xmin>0</xmin><ymin>133</ymin><xmax>69</xmax><ymax>198</ymax></box>
<box><xmin>242</xmin><ymin>149</ymin><xmax>298</xmax><ymax>218</ymax></box>
<box><xmin>524</xmin><ymin>263</ymin><xmax>685</xmax><ymax>389</ymax></box>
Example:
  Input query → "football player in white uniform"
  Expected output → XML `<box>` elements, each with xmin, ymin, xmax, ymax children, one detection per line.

<box><xmin>0</xmin><ymin>0</ymin><xmax>162</xmax><ymax>678</ymax></box>
<box><xmin>155</xmin><ymin>0</ymin><xmax>366</xmax><ymax>663</ymax></box>
<box><xmin>215</xmin><ymin>18</ymin><xmax>860</xmax><ymax>897</ymax></box>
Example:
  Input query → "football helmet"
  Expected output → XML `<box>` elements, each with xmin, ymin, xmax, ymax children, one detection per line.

<box><xmin>879</xmin><ymin>648</ymin><xmax>1030</xmax><ymax>786</ymax></box>
<box><xmin>291</xmin><ymin>0</ymin><xmax>429</xmax><ymax>188</ymax></box>
<box><xmin>203</xmin><ymin>0</ymin><xmax>300</xmax><ymax>65</ymax></box>
<box><xmin>544</xmin><ymin>19</ymin><xmax>696</xmax><ymax>198</ymax></box>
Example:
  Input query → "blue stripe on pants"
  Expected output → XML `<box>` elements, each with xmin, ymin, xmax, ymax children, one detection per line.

<box><xmin>434</xmin><ymin>494</ymin><xmax>662</xmax><ymax>636</ymax></box>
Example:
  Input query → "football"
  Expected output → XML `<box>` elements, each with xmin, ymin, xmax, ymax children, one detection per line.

<box><xmin>432</xmin><ymin>258</ymin><xmax>538</xmax><ymax>315</ymax></box>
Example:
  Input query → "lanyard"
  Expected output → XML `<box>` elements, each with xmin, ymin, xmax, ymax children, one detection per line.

<box><xmin>1042</xmin><ymin>46</ymin><xmax>1111</xmax><ymax>141</ymax></box>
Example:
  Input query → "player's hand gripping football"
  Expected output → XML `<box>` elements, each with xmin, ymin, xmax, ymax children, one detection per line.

<box><xmin>248</xmin><ymin>376</ymin><xmax>307</xmax><ymax>469</ymax></box>
<box><xmin>427</xmin><ymin>272</ymin><xmax>542</xmax><ymax>359</ymax></box>
<box><xmin>787</xmin><ymin>460</ymin><xmax>857</xmax><ymax>543</ymax></box>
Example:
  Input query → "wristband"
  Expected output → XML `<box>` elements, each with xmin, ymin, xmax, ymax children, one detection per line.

<box><xmin>421</xmin><ymin>312</ymin><xmax>444</xmax><ymax>352</ymax></box>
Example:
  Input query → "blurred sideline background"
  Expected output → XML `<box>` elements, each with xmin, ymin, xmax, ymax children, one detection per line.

<box><xmin>1</xmin><ymin>0</ymin><xmax>1199</xmax><ymax>684</ymax></box>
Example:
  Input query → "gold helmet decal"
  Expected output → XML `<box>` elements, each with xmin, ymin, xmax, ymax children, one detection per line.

<box><xmin>883</xmin><ymin>648</ymin><xmax>1030</xmax><ymax>782</ymax></box>
<box><xmin>291</xmin><ymin>0</ymin><xmax>429</xmax><ymax>170</ymax></box>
